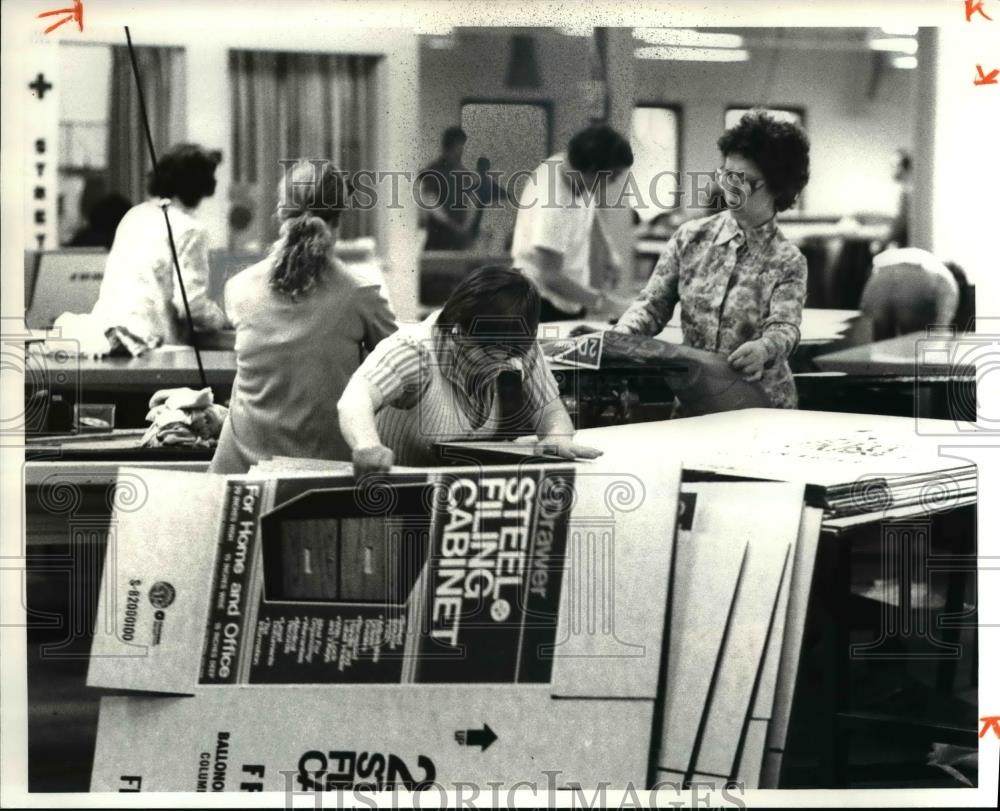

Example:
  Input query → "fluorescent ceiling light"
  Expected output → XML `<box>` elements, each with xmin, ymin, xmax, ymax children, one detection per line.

<box><xmin>425</xmin><ymin>34</ymin><xmax>456</xmax><ymax>50</ymax></box>
<box><xmin>416</xmin><ymin>23</ymin><xmax>454</xmax><ymax>36</ymax></box>
<box><xmin>892</xmin><ymin>55</ymin><xmax>918</xmax><ymax>69</ymax></box>
<box><xmin>634</xmin><ymin>28</ymin><xmax>745</xmax><ymax>49</ymax></box>
<box><xmin>635</xmin><ymin>46</ymin><xmax>750</xmax><ymax>62</ymax></box>
<box><xmin>869</xmin><ymin>37</ymin><xmax>918</xmax><ymax>55</ymax></box>
<box><xmin>881</xmin><ymin>26</ymin><xmax>918</xmax><ymax>36</ymax></box>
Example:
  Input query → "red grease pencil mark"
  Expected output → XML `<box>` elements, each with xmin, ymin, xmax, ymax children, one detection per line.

<box><xmin>979</xmin><ymin>715</ymin><xmax>1000</xmax><ymax>738</ymax></box>
<box><xmin>974</xmin><ymin>64</ymin><xmax>999</xmax><ymax>85</ymax></box>
<box><xmin>965</xmin><ymin>0</ymin><xmax>993</xmax><ymax>21</ymax></box>
<box><xmin>38</xmin><ymin>0</ymin><xmax>83</xmax><ymax>34</ymax></box>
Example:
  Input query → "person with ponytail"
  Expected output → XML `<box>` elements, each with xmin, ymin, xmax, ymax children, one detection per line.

<box><xmin>337</xmin><ymin>265</ymin><xmax>601</xmax><ymax>474</ymax></box>
<box><xmin>210</xmin><ymin>161</ymin><xmax>397</xmax><ymax>473</ymax></box>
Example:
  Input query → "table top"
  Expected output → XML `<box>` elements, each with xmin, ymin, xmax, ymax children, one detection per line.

<box><xmin>37</xmin><ymin>308</ymin><xmax>860</xmax><ymax>393</ymax></box>
<box><xmin>539</xmin><ymin>308</ymin><xmax>860</xmax><ymax>349</ymax></box>
<box><xmin>814</xmin><ymin>332</ymin><xmax>976</xmax><ymax>377</ymax></box>
<box><xmin>25</xmin><ymin>429</ymin><xmax>217</xmax><ymax>461</ymax></box>
<box><xmin>440</xmin><ymin>408</ymin><xmax>976</xmax><ymax>483</ymax></box>
<box><xmin>40</xmin><ymin>346</ymin><xmax>237</xmax><ymax>390</ymax></box>
<box><xmin>25</xmin><ymin>459</ymin><xmax>209</xmax><ymax>486</ymax></box>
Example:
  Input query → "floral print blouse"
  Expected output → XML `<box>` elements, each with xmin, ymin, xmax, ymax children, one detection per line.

<box><xmin>614</xmin><ymin>210</ymin><xmax>808</xmax><ymax>408</ymax></box>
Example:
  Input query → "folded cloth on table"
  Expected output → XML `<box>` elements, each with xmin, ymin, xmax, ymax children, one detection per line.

<box><xmin>106</xmin><ymin>325</ymin><xmax>161</xmax><ymax>356</ymax></box>
<box><xmin>52</xmin><ymin>312</ymin><xmax>161</xmax><ymax>358</ymax></box>
<box><xmin>148</xmin><ymin>387</ymin><xmax>214</xmax><ymax>410</ymax></box>
<box><xmin>141</xmin><ymin>387</ymin><xmax>228</xmax><ymax>448</ymax></box>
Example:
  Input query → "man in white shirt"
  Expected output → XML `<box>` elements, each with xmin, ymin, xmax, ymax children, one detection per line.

<box><xmin>511</xmin><ymin>124</ymin><xmax>635</xmax><ymax>321</ymax></box>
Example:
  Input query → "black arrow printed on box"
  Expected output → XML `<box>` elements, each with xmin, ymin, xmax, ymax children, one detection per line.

<box><xmin>454</xmin><ymin>724</ymin><xmax>498</xmax><ymax>751</ymax></box>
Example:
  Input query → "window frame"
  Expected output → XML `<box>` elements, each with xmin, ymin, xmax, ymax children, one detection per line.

<box><xmin>631</xmin><ymin>101</ymin><xmax>684</xmax><ymax>218</ymax></box>
<box><xmin>458</xmin><ymin>98</ymin><xmax>555</xmax><ymax>158</ymax></box>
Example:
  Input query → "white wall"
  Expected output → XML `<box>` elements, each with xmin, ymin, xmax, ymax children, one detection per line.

<box><xmin>418</xmin><ymin>28</ymin><xmax>918</xmax><ymax>222</ymax></box>
<box><xmin>419</xmin><ymin>30</ymin><xmax>593</xmax><ymax>167</ymax></box>
<box><xmin>916</xmin><ymin>25</ymin><xmax>1000</xmax><ymax>288</ymax></box>
<box><xmin>59</xmin><ymin>44</ymin><xmax>111</xmax><ymax>122</ymax></box>
<box><xmin>636</xmin><ymin>42</ymin><xmax>918</xmax><ymax>217</ymax></box>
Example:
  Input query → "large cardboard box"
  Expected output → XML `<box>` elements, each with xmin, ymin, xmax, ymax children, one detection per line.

<box><xmin>89</xmin><ymin>462</ymin><xmax>679</xmax><ymax>694</ymax></box>
<box><xmin>88</xmin><ymin>460</ymin><xmax>681</xmax><ymax>789</ymax></box>
<box><xmin>90</xmin><ymin>686</ymin><xmax>654</xmax><ymax>791</ymax></box>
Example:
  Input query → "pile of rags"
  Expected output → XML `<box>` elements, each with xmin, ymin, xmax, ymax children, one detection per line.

<box><xmin>141</xmin><ymin>387</ymin><xmax>228</xmax><ymax>449</ymax></box>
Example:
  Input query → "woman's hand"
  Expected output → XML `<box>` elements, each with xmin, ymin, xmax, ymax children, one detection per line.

<box><xmin>535</xmin><ymin>438</ymin><xmax>604</xmax><ymax>461</ymax></box>
<box><xmin>352</xmin><ymin>444</ymin><xmax>394</xmax><ymax>476</ymax></box>
<box><xmin>727</xmin><ymin>339</ymin><xmax>769</xmax><ymax>381</ymax></box>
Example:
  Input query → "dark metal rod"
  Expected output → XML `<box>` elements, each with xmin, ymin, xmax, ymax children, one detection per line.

<box><xmin>124</xmin><ymin>25</ymin><xmax>208</xmax><ymax>390</ymax></box>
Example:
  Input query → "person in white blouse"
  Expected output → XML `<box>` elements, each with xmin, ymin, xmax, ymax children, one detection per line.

<box><xmin>90</xmin><ymin>144</ymin><xmax>228</xmax><ymax>346</ymax></box>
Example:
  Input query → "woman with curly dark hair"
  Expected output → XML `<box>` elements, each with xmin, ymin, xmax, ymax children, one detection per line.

<box><xmin>90</xmin><ymin>143</ymin><xmax>228</xmax><ymax>348</ymax></box>
<box><xmin>210</xmin><ymin>160</ymin><xmax>397</xmax><ymax>473</ymax></box>
<box><xmin>614</xmin><ymin>110</ymin><xmax>811</xmax><ymax>409</ymax></box>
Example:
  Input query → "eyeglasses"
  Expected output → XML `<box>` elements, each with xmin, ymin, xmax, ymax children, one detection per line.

<box><xmin>455</xmin><ymin>332</ymin><xmax>532</xmax><ymax>359</ymax></box>
<box><xmin>715</xmin><ymin>167</ymin><xmax>766</xmax><ymax>195</ymax></box>
<box><xmin>477</xmin><ymin>340</ymin><xmax>532</xmax><ymax>360</ymax></box>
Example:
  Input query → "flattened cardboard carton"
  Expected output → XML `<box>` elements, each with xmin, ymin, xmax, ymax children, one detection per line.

<box><xmin>90</xmin><ymin>686</ymin><xmax>653</xmax><ymax>791</ymax></box>
<box><xmin>86</xmin><ymin>469</ymin><xmax>232</xmax><ymax>695</ymax></box>
<box><xmin>89</xmin><ymin>459</ymin><xmax>681</xmax><ymax>791</ymax></box>
<box><xmin>89</xmin><ymin>460</ymin><xmax>680</xmax><ymax>699</ymax></box>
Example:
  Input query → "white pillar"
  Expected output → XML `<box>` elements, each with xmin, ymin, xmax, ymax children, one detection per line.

<box><xmin>603</xmin><ymin>27</ymin><xmax>637</xmax><ymax>288</ymax></box>
<box><xmin>918</xmin><ymin>25</ymin><xmax>1000</xmax><ymax>290</ymax></box>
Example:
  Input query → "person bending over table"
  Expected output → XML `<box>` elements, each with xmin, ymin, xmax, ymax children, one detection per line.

<box><xmin>90</xmin><ymin>144</ymin><xmax>228</xmax><ymax>347</ymax></box>
<box><xmin>210</xmin><ymin>161</ymin><xmax>397</xmax><ymax>474</ymax></box>
<box><xmin>860</xmin><ymin>247</ymin><xmax>965</xmax><ymax>341</ymax></box>
<box><xmin>337</xmin><ymin>266</ymin><xmax>601</xmax><ymax>475</ymax></box>
<box><xmin>613</xmin><ymin>111</ymin><xmax>811</xmax><ymax>409</ymax></box>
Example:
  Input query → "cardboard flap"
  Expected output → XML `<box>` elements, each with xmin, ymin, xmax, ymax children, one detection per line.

<box><xmin>87</xmin><ymin>468</ymin><xmax>229</xmax><ymax>694</ymax></box>
<box><xmin>551</xmin><ymin>460</ymin><xmax>682</xmax><ymax>699</ymax></box>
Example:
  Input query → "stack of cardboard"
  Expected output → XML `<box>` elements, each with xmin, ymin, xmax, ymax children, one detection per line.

<box><xmin>452</xmin><ymin>410</ymin><xmax>976</xmax><ymax>518</ymax></box>
<box><xmin>84</xmin><ymin>410</ymin><xmax>974</xmax><ymax>792</ymax></box>
<box><xmin>576</xmin><ymin>409</ymin><xmax>977</xmax><ymax>518</ymax></box>
<box><xmin>435</xmin><ymin>408</ymin><xmax>976</xmax><ymax>787</ymax></box>
<box><xmin>654</xmin><ymin>482</ymin><xmax>823</xmax><ymax>789</ymax></box>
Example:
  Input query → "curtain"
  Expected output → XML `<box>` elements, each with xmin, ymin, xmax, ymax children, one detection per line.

<box><xmin>229</xmin><ymin>51</ymin><xmax>376</xmax><ymax>250</ymax></box>
<box><xmin>107</xmin><ymin>46</ymin><xmax>187</xmax><ymax>206</ymax></box>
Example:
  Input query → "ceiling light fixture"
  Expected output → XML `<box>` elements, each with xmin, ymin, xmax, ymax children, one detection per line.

<box><xmin>891</xmin><ymin>55</ymin><xmax>918</xmax><ymax>69</ymax></box>
<box><xmin>505</xmin><ymin>35</ymin><xmax>542</xmax><ymax>88</ymax></box>
<box><xmin>880</xmin><ymin>25</ymin><xmax>919</xmax><ymax>37</ymax></box>
<box><xmin>415</xmin><ymin>23</ymin><xmax>455</xmax><ymax>37</ymax></box>
<box><xmin>634</xmin><ymin>46</ymin><xmax>750</xmax><ymax>62</ymax></box>
<box><xmin>869</xmin><ymin>37</ymin><xmax>918</xmax><ymax>55</ymax></box>
<box><xmin>634</xmin><ymin>28</ymin><xmax>745</xmax><ymax>49</ymax></box>
<box><xmin>425</xmin><ymin>35</ymin><xmax>456</xmax><ymax>50</ymax></box>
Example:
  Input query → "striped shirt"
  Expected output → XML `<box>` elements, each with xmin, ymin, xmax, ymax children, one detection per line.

<box><xmin>358</xmin><ymin>313</ymin><xmax>562</xmax><ymax>466</ymax></box>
